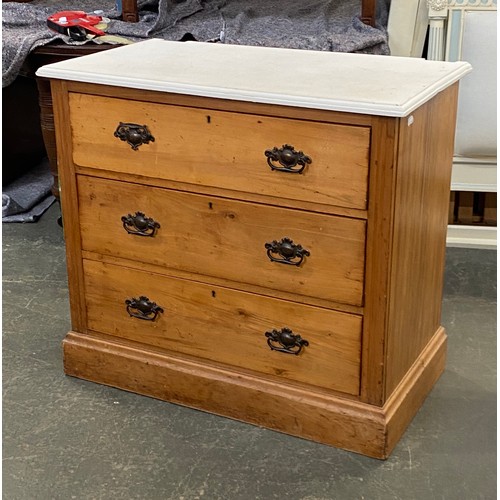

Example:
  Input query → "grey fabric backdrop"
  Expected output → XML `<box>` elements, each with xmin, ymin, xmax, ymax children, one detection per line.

<box><xmin>3</xmin><ymin>0</ymin><xmax>390</xmax><ymax>87</ymax></box>
<box><xmin>2</xmin><ymin>0</ymin><xmax>390</xmax><ymax>221</ymax></box>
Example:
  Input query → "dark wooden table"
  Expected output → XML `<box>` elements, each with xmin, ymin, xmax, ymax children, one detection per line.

<box><xmin>22</xmin><ymin>42</ymin><xmax>118</xmax><ymax>198</ymax></box>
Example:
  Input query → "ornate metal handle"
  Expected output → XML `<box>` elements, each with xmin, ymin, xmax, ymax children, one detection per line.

<box><xmin>121</xmin><ymin>211</ymin><xmax>160</xmax><ymax>237</ymax></box>
<box><xmin>265</xmin><ymin>237</ymin><xmax>310</xmax><ymax>266</ymax></box>
<box><xmin>265</xmin><ymin>328</ymin><xmax>309</xmax><ymax>355</ymax></box>
<box><xmin>125</xmin><ymin>296</ymin><xmax>163</xmax><ymax>321</ymax></box>
<box><xmin>264</xmin><ymin>144</ymin><xmax>311</xmax><ymax>173</ymax></box>
<box><xmin>114</xmin><ymin>122</ymin><xmax>155</xmax><ymax>150</ymax></box>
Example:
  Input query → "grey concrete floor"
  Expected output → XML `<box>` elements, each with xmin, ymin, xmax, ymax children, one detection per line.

<box><xmin>3</xmin><ymin>203</ymin><xmax>497</xmax><ymax>500</ymax></box>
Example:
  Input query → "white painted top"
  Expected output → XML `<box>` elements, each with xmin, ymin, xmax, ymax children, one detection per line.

<box><xmin>36</xmin><ymin>39</ymin><xmax>471</xmax><ymax>117</ymax></box>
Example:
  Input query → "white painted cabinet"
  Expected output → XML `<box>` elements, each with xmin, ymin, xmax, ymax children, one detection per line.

<box><xmin>428</xmin><ymin>0</ymin><xmax>497</xmax><ymax>249</ymax></box>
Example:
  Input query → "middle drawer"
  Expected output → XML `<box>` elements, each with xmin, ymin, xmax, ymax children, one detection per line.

<box><xmin>69</xmin><ymin>92</ymin><xmax>370</xmax><ymax>211</ymax></box>
<box><xmin>78</xmin><ymin>176</ymin><xmax>366</xmax><ymax>306</ymax></box>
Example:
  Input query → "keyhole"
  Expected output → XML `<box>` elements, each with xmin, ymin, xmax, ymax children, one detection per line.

<box><xmin>211</xmin><ymin>290</ymin><xmax>216</xmax><ymax>298</ymax></box>
<box><xmin>208</xmin><ymin>202</ymin><xmax>213</xmax><ymax>210</ymax></box>
<box><xmin>206</xmin><ymin>115</ymin><xmax>211</xmax><ymax>124</ymax></box>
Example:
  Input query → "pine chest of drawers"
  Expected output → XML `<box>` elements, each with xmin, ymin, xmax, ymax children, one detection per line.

<box><xmin>38</xmin><ymin>40</ymin><xmax>471</xmax><ymax>458</ymax></box>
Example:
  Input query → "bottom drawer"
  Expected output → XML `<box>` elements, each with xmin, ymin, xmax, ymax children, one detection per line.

<box><xmin>83</xmin><ymin>259</ymin><xmax>362</xmax><ymax>395</ymax></box>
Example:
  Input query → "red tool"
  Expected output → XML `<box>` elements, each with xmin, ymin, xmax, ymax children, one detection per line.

<box><xmin>47</xmin><ymin>11</ymin><xmax>106</xmax><ymax>40</ymax></box>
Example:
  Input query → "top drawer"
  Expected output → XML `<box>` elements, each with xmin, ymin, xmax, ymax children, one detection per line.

<box><xmin>69</xmin><ymin>93</ymin><xmax>370</xmax><ymax>210</ymax></box>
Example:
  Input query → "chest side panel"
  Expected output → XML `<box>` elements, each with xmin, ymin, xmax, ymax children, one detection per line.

<box><xmin>385</xmin><ymin>84</ymin><xmax>459</xmax><ymax>396</ymax></box>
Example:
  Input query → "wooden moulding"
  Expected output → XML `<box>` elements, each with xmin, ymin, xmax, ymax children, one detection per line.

<box><xmin>63</xmin><ymin>326</ymin><xmax>447</xmax><ymax>459</ymax></box>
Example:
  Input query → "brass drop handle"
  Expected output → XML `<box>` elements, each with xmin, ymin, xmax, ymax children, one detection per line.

<box><xmin>264</xmin><ymin>144</ymin><xmax>311</xmax><ymax>173</ymax></box>
<box><xmin>125</xmin><ymin>296</ymin><xmax>163</xmax><ymax>321</ymax></box>
<box><xmin>121</xmin><ymin>211</ymin><xmax>160</xmax><ymax>237</ymax></box>
<box><xmin>265</xmin><ymin>237</ymin><xmax>310</xmax><ymax>266</ymax></box>
<box><xmin>265</xmin><ymin>328</ymin><xmax>309</xmax><ymax>355</ymax></box>
<box><xmin>114</xmin><ymin>122</ymin><xmax>155</xmax><ymax>150</ymax></box>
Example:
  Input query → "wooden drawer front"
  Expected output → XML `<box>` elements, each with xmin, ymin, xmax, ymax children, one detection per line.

<box><xmin>78</xmin><ymin>176</ymin><xmax>366</xmax><ymax>306</ymax></box>
<box><xmin>69</xmin><ymin>93</ymin><xmax>370</xmax><ymax>210</ymax></box>
<box><xmin>83</xmin><ymin>259</ymin><xmax>362</xmax><ymax>395</ymax></box>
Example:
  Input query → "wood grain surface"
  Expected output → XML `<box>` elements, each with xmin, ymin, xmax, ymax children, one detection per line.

<box><xmin>49</xmin><ymin>72</ymin><xmax>459</xmax><ymax>458</ymax></box>
<box><xmin>63</xmin><ymin>331</ymin><xmax>385</xmax><ymax>457</ymax></box>
<box><xmin>69</xmin><ymin>93</ymin><xmax>370</xmax><ymax>210</ymax></box>
<box><xmin>51</xmin><ymin>80</ymin><xmax>88</xmax><ymax>332</ymax></box>
<box><xmin>384</xmin><ymin>85</ymin><xmax>458</xmax><ymax>395</ymax></box>
<box><xmin>78</xmin><ymin>175</ymin><xmax>366</xmax><ymax>307</ymax></box>
<box><xmin>62</xmin><ymin>323</ymin><xmax>447</xmax><ymax>459</ymax></box>
<box><xmin>83</xmin><ymin>259</ymin><xmax>362</xmax><ymax>395</ymax></box>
